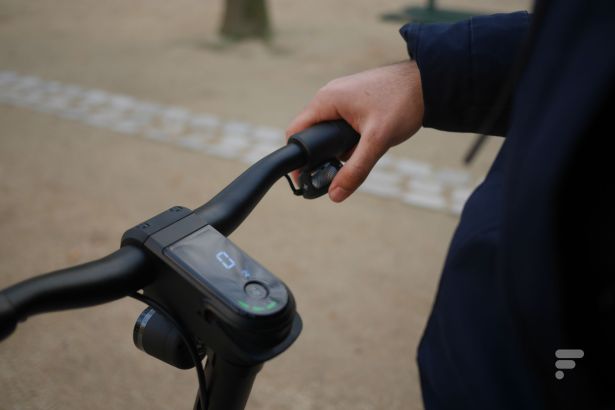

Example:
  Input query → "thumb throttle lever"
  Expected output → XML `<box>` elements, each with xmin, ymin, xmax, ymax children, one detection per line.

<box><xmin>285</xmin><ymin>120</ymin><xmax>359</xmax><ymax>200</ymax></box>
<box><xmin>285</xmin><ymin>160</ymin><xmax>342</xmax><ymax>199</ymax></box>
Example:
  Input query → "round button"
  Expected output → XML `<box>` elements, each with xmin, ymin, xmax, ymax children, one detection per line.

<box><xmin>244</xmin><ymin>281</ymin><xmax>269</xmax><ymax>300</ymax></box>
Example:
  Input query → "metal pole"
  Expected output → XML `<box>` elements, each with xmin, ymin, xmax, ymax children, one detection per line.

<box><xmin>201</xmin><ymin>351</ymin><xmax>264</xmax><ymax>410</ymax></box>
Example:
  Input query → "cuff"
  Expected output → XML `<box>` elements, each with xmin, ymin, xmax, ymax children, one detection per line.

<box><xmin>400</xmin><ymin>11</ymin><xmax>530</xmax><ymax>135</ymax></box>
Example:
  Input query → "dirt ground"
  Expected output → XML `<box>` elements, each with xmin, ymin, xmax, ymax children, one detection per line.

<box><xmin>0</xmin><ymin>1</ymin><xmax>529</xmax><ymax>409</ymax></box>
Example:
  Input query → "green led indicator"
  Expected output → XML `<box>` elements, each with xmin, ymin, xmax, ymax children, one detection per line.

<box><xmin>266</xmin><ymin>301</ymin><xmax>277</xmax><ymax>310</ymax></box>
<box><xmin>237</xmin><ymin>300</ymin><xmax>250</xmax><ymax>310</ymax></box>
<box><xmin>252</xmin><ymin>306</ymin><xmax>265</xmax><ymax>312</ymax></box>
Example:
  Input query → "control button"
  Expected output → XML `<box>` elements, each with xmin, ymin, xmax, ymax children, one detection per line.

<box><xmin>244</xmin><ymin>281</ymin><xmax>268</xmax><ymax>299</ymax></box>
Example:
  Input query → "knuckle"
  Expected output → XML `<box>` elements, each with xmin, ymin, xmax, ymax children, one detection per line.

<box><xmin>369</xmin><ymin>133</ymin><xmax>388</xmax><ymax>148</ymax></box>
<box><xmin>363</xmin><ymin>130</ymin><xmax>389</xmax><ymax>152</ymax></box>
<box><xmin>325</xmin><ymin>78</ymin><xmax>340</xmax><ymax>88</ymax></box>
<box><xmin>322</xmin><ymin>77</ymin><xmax>345</xmax><ymax>93</ymax></box>
<box><xmin>315</xmin><ymin>85</ymin><xmax>331</xmax><ymax>99</ymax></box>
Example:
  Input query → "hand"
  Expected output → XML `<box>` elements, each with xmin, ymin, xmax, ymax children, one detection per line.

<box><xmin>286</xmin><ymin>60</ymin><xmax>424</xmax><ymax>202</ymax></box>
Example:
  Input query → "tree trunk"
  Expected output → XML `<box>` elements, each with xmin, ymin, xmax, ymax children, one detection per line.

<box><xmin>220</xmin><ymin>0</ymin><xmax>271</xmax><ymax>40</ymax></box>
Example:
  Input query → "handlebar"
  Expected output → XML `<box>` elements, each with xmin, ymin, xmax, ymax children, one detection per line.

<box><xmin>196</xmin><ymin>120</ymin><xmax>360</xmax><ymax>236</ymax></box>
<box><xmin>0</xmin><ymin>120</ymin><xmax>359</xmax><ymax>340</ymax></box>
<box><xmin>0</xmin><ymin>245</ymin><xmax>149</xmax><ymax>340</ymax></box>
<box><xmin>195</xmin><ymin>142</ymin><xmax>305</xmax><ymax>236</ymax></box>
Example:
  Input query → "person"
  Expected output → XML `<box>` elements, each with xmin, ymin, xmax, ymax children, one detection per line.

<box><xmin>286</xmin><ymin>1</ymin><xmax>615</xmax><ymax>408</ymax></box>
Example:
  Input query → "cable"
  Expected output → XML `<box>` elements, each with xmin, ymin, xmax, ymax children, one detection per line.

<box><xmin>130</xmin><ymin>292</ymin><xmax>209</xmax><ymax>410</ymax></box>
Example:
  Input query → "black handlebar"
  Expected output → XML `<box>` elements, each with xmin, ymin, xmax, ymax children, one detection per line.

<box><xmin>194</xmin><ymin>143</ymin><xmax>305</xmax><ymax>236</ymax></box>
<box><xmin>195</xmin><ymin>120</ymin><xmax>359</xmax><ymax>236</ymax></box>
<box><xmin>0</xmin><ymin>245</ymin><xmax>150</xmax><ymax>340</ymax></box>
<box><xmin>0</xmin><ymin>120</ymin><xmax>360</xmax><ymax>341</ymax></box>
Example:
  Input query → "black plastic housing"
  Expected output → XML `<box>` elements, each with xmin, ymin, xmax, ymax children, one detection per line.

<box><xmin>122</xmin><ymin>207</ymin><xmax>302</xmax><ymax>366</ymax></box>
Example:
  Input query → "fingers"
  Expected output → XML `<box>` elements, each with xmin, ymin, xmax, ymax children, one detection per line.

<box><xmin>286</xmin><ymin>109</ymin><xmax>319</xmax><ymax>140</ymax></box>
<box><xmin>285</xmin><ymin>87</ymin><xmax>345</xmax><ymax>183</ymax></box>
<box><xmin>285</xmin><ymin>87</ymin><xmax>342</xmax><ymax>139</ymax></box>
<box><xmin>329</xmin><ymin>129</ymin><xmax>385</xmax><ymax>203</ymax></box>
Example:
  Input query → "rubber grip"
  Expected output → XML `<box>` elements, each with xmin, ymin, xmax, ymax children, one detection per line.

<box><xmin>287</xmin><ymin>120</ymin><xmax>360</xmax><ymax>168</ymax></box>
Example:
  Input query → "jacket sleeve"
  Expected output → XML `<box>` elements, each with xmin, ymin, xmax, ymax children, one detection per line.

<box><xmin>400</xmin><ymin>11</ymin><xmax>530</xmax><ymax>136</ymax></box>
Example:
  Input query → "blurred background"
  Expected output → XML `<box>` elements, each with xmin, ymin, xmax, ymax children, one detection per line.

<box><xmin>0</xmin><ymin>0</ymin><xmax>529</xmax><ymax>409</ymax></box>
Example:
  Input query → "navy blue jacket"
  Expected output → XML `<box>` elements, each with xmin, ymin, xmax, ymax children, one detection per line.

<box><xmin>400</xmin><ymin>2</ymin><xmax>615</xmax><ymax>409</ymax></box>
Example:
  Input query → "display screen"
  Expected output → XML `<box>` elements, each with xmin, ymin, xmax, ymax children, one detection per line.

<box><xmin>164</xmin><ymin>225</ymin><xmax>287</xmax><ymax>315</ymax></box>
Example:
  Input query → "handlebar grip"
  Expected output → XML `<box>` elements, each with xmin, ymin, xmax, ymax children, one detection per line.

<box><xmin>287</xmin><ymin>120</ymin><xmax>360</xmax><ymax>168</ymax></box>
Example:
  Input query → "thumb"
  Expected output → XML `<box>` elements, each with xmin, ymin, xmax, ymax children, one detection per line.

<box><xmin>328</xmin><ymin>133</ymin><xmax>384</xmax><ymax>203</ymax></box>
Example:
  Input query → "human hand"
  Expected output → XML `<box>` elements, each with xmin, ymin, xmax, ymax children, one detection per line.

<box><xmin>286</xmin><ymin>60</ymin><xmax>424</xmax><ymax>202</ymax></box>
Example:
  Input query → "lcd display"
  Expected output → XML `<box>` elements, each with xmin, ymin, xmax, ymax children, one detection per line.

<box><xmin>164</xmin><ymin>225</ymin><xmax>287</xmax><ymax>315</ymax></box>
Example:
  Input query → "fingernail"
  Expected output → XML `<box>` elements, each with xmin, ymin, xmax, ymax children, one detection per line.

<box><xmin>330</xmin><ymin>187</ymin><xmax>349</xmax><ymax>203</ymax></box>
